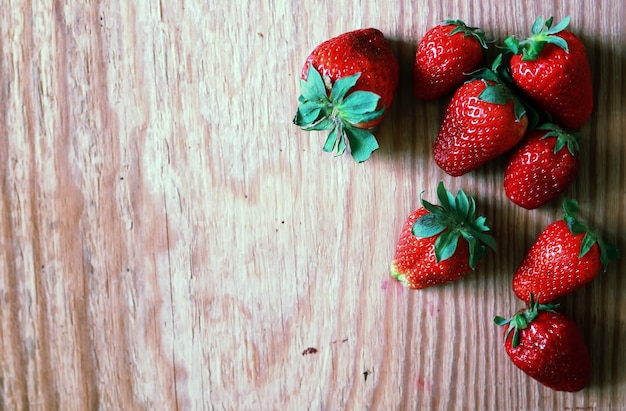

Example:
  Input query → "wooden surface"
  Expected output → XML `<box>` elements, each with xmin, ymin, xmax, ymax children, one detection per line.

<box><xmin>1</xmin><ymin>0</ymin><xmax>625</xmax><ymax>410</ymax></box>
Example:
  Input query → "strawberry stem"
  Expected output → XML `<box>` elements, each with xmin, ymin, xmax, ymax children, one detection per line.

<box><xmin>412</xmin><ymin>181</ymin><xmax>496</xmax><ymax>268</ymax></box>
<box><xmin>469</xmin><ymin>60</ymin><xmax>529</xmax><ymax>123</ymax></box>
<box><xmin>442</xmin><ymin>19</ymin><xmax>489</xmax><ymax>49</ymax></box>
<box><xmin>536</xmin><ymin>123</ymin><xmax>580</xmax><ymax>155</ymax></box>
<box><xmin>502</xmin><ymin>16</ymin><xmax>571</xmax><ymax>61</ymax></box>
<box><xmin>494</xmin><ymin>294</ymin><xmax>559</xmax><ymax>348</ymax></box>
<box><xmin>294</xmin><ymin>65</ymin><xmax>384</xmax><ymax>162</ymax></box>
<box><xmin>562</xmin><ymin>199</ymin><xmax>620</xmax><ymax>269</ymax></box>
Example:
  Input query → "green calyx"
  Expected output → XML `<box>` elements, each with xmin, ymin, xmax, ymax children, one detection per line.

<box><xmin>503</xmin><ymin>16</ymin><xmax>571</xmax><ymax>61</ymax></box>
<box><xmin>494</xmin><ymin>294</ymin><xmax>558</xmax><ymax>348</ymax></box>
<box><xmin>442</xmin><ymin>19</ymin><xmax>489</xmax><ymax>49</ymax></box>
<box><xmin>469</xmin><ymin>56</ymin><xmax>527</xmax><ymax>122</ymax></box>
<box><xmin>537</xmin><ymin>123</ymin><xmax>580</xmax><ymax>155</ymax></box>
<box><xmin>411</xmin><ymin>181</ymin><xmax>496</xmax><ymax>269</ymax></box>
<box><xmin>562</xmin><ymin>199</ymin><xmax>620</xmax><ymax>269</ymax></box>
<box><xmin>293</xmin><ymin>65</ymin><xmax>384</xmax><ymax>163</ymax></box>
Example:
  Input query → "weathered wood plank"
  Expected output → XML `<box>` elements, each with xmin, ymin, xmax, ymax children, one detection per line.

<box><xmin>1</xmin><ymin>0</ymin><xmax>624</xmax><ymax>409</ymax></box>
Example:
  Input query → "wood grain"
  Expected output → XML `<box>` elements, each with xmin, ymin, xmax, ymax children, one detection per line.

<box><xmin>1</xmin><ymin>0</ymin><xmax>625</xmax><ymax>409</ymax></box>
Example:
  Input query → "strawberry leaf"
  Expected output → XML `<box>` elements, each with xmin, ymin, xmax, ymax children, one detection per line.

<box><xmin>455</xmin><ymin>189</ymin><xmax>470</xmax><ymax>220</ymax></box>
<box><xmin>336</xmin><ymin>134</ymin><xmax>347</xmax><ymax>156</ymax></box>
<box><xmin>322</xmin><ymin>126</ymin><xmax>339</xmax><ymax>153</ymax></box>
<box><xmin>502</xmin><ymin>35</ymin><xmax>520</xmax><ymax>55</ymax></box>
<box><xmin>545</xmin><ymin>35</ymin><xmax>569</xmax><ymax>52</ymax></box>
<box><xmin>562</xmin><ymin>198</ymin><xmax>579</xmax><ymax>223</ymax></box>
<box><xmin>304</xmin><ymin>116</ymin><xmax>334</xmax><ymax>131</ymax></box>
<box><xmin>479</xmin><ymin>83</ymin><xmax>513</xmax><ymax>105</ymax></box>
<box><xmin>420</xmin><ymin>198</ymin><xmax>443</xmax><ymax>216</ymax></box>
<box><xmin>434</xmin><ymin>230</ymin><xmax>460</xmax><ymax>262</ymax></box>
<box><xmin>473</xmin><ymin>230</ymin><xmax>497</xmax><ymax>252</ymax></box>
<box><xmin>463</xmin><ymin>234</ymin><xmax>485</xmax><ymax>268</ymax></box>
<box><xmin>474</xmin><ymin>215</ymin><xmax>486</xmax><ymax>228</ymax></box>
<box><xmin>437</xmin><ymin>181</ymin><xmax>454</xmax><ymax>210</ymax></box>
<box><xmin>546</xmin><ymin>15</ymin><xmax>571</xmax><ymax>35</ymax></box>
<box><xmin>412</xmin><ymin>214</ymin><xmax>447</xmax><ymax>238</ymax></box>
<box><xmin>531</xmin><ymin>16</ymin><xmax>546</xmax><ymax>35</ymax></box>
<box><xmin>297</xmin><ymin>101</ymin><xmax>323</xmax><ymax>125</ymax></box>
<box><xmin>344</xmin><ymin>126</ymin><xmax>379</xmax><ymax>163</ymax></box>
<box><xmin>579</xmin><ymin>232</ymin><xmax>597</xmax><ymax>259</ymax></box>
<box><xmin>511</xmin><ymin>98</ymin><xmax>528</xmax><ymax>123</ymax></box>
<box><xmin>300</xmin><ymin>64</ymin><xmax>328</xmax><ymax>101</ymax></box>
<box><xmin>600</xmin><ymin>241</ymin><xmax>621</xmax><ymax>268</ymax></box>
<box><xmin>338</xmin><ymin>91</ymin><xmax>384</xmax><ymax>124</ymax></box>
<box><xmin>478</xmin><ymin>81</ymin><xmax>527</xmax><ymax>122</ymax></box>
<box><xmin>329</xmin><ymin>72</ymin><xmax>360</xmax><ymax>102</ymax></box>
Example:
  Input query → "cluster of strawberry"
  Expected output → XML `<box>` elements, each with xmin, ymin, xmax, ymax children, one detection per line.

<box><xmin>390</xmin><ymin>186</ymin><xmax>618</xmax><ymax>391</ymax></box>
<box><xmin>424</xmin><ymin>17</ymin><xmax>591</xmax><ymax>211</ymax></box>
<box><xmin>293</xmin><ymin>18</ymin><xmax>619</xmax><ymax>392</ymax></box>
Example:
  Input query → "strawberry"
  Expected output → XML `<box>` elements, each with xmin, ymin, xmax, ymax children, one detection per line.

<box><xmin>504</xmin><ymin>123</ymin><xmax>580</xmax><ymax>209</ymax></box>
<box><xmin>512</xmin><ymin>199</ymin><xmax>620</xmax><ymax>304</ymax></box>
<box><xmin>293</xmin><ymin>28</ymin><xmax>399</xmax><ymax>162</ymax></box>
<box><xmin>390</xmin><ymin>181</ymin><xmax>496</xmax><ymax>289</ymax></box>
<box><xmin>494</xmin><ymin>295</ymin><xmax>591</xmax><ymax>392</ymax></box>
<box><xmin>413</xmin><ymin>19</ymin><xmax>488</xmax><ymax>100</ymax></box>
<box><xmin>433</xmin><ymin>69</ymin><xmax>529</xmax><ymax>176</ymax></box>
<box><xmin>503</xmin><ymin>16</ymin><xmax>593</xmax><ymax>131</ymax></box>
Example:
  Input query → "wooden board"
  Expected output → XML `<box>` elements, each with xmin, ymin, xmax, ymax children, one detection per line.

<box><xmin>1</xmin><ymin>0</ymin><xmax>625</xmax><ymax>409</ymax></box>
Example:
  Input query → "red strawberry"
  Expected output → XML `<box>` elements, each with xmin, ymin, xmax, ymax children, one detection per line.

<box><xmin>413</xmin><ymin>19</ymin><xmax>487</xmax><ymax>100</ymax></box>
<box><xmin>504</xmin><ymin>123</ymin><xmax>580</xmax><ymax>209</ymax></box>
<box><xmin>433</xmin><ymin>70</ymin><xmax>529</xmax><ymax>176</ymax></box>
<box><xmin>293</xmin><ymin>28</ymin><xmax>399</xmax><ymax>162</ymax></box>
<box><xmin>390</xmin><ymin>181</ymin><xmax>496</xmax><ymax>289</ymax></box>
<box><xmin>504</xmin><ymin>16</ymin><xmax>593</xmax><ymax>130</ymax></box>
<box><xmin>512</xmin><ymin>199</ymin><xmax>620</xmax><ymax>304</ymax></box>
<box><xmin>494</xmin><ymin>295</ymin><xmax>591</xmax><ymax>392</ymax></box>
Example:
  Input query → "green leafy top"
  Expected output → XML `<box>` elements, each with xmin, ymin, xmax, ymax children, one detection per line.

<box><xmin>469</xmin><ymin>59</ymin><xmax>527</xmax><ymax>122</ymax></box>
<box><xmin>411</xmin><ymin>181</ymin><xmax>496</xmax><ymax>269</ymax></box>
<box><xmin>536</xmin><ymin>123</ymin><xmax>580</xmax><ymax>155</ymax></box>
<box><xmin>494</xmin><ymin>294</ymin><xmax>558</xmax><ymax>348</ymax></box>
<box><xmin>562</xmin><ymin>199</ymin><xmax>620</xmax><ymax>269</ymax></box>
<box><xmin>442</xmin><ymin>19</ymin><xmax>489</xmax><ymax>49</ymax></box>
<box><xmin>503</xmin><ymin>16</ymin><xmax>571</xmax><ymax>61</ymax></box>
<box><xmin>293</xmin><ymin>65</ymin><xmax>384</xmax><ymax>163</ymax></box>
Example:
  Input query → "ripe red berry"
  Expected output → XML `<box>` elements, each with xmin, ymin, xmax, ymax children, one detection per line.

<box><xmin>495</xmin><ymin>295</ymin><xmax>591</xmax><ymax>392</ymax></box>
<box><xmin>504</xmin><ymin>123</ymin><xmax>580</xmax><ymax>209</ymax></box>
<box><xmin>434</xmin><ymin>70</ymin><xmax>528</xmax><ymax>176</ymax></box>
<box><xmin>512</xmin><ymin>199</ymin><xmax>620</xmax><ymax>304</ymax></box>
<box><xmin>390</xmin><ymin>182</ymin><xmax>496</xmax><ymax>289</ymax></box>
<box><xmin>413</xmin><ymin>20</ymin><xmax>487</xmax><ymax>100</ymax></box>
<box><xmin>294</xmin><ymin>28</ymin><xmax>399</xmax><ymax>162</ymax></box>
<box><xmin>504</xmin><ymin>16</ymin><xmax>593</xmax><ymax>130</ymax></box>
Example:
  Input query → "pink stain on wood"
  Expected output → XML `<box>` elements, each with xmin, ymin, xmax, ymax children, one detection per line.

<box><xmin>425</xmin><ymin>300</ymin><xmax>436</xmax><ymax>316</ymax></box>
<box><xmin>417</xmin><ymin>375</ymin><xmax>431</xmax><ymax>391</ymax></box>
<box><xmin>382</xmin><ymin>278</ymin><xmax>406</xmax><ymax>296</ymax></box>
